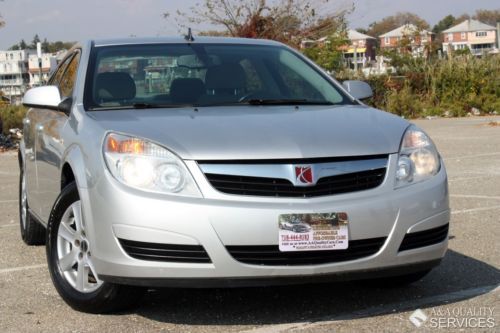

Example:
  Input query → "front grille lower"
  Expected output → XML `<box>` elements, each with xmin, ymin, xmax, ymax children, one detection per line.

<box><xmin>399</xmin><ymin>224</ymin><xmax>449</xmax><ymax>251</ymax></box>
<box><xmin>118</xmin><ymin>239</ymin><xmax>211</xmax><ymax>263</ymax></box>
<box><xmin>226</xmin><ymin>237</ymin><xmax>386</xmax><ymax>266</ymax></box>
<box><xmin>205</xmin><ymin>168</ymin><xmax>386</xmax><ymax>198</ymax></box>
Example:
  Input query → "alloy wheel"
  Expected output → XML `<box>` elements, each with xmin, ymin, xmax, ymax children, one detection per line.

<box><xmin>56</xmin><ymin>201</ymin><xmax>102</xmax><ymax>293</ymax></box>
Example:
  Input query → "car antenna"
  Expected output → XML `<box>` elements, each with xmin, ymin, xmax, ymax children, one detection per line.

<box><xmin>185</xmin><ymin>28</ymin><xmax>195</xmax><ymax>42</ymax></box>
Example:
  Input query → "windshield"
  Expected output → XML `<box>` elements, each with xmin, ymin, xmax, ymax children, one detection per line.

<box><xmin>84</xmin><ymin>43</ymin><xmax>353</xmax><ymax>110</ymax></box>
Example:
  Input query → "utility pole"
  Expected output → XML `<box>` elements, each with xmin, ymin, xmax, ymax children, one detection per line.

<box><xmin>353</xmin><ymin>42</ymin><xmax>358</xmax><ymax>71</ymax></box>
<box><xmin>37</xmin><ymin>42</ymin><xmax>42</xmax><ymax>86</ymax></box>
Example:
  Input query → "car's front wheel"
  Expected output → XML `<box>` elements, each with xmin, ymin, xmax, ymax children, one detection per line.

<box><xmin>47</xmin><ymin>182</ymin><xmax>144</xmax><ymax>313</ymax></box>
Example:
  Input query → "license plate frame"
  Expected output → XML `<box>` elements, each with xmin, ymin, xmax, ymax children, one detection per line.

<box><xmin>278</xmin><ymin>212</ymin><xmax>349</xmax><ymax>252</ymax></box>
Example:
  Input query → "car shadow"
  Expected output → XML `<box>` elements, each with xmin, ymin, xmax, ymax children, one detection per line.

<box><xmin>132</xmin><ymin>249</ymin><xmax>499</xmax><ymax>326</ymax></box>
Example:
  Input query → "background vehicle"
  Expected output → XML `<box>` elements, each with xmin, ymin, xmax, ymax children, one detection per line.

<box><xmin>19</xmin><ymin>37</ymin><xmax>449</xmax><ymax>313</ymax></box>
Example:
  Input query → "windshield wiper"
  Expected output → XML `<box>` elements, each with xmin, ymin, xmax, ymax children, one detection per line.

<box><xmin>245</xmin><ymin>99</ymin><xmax>335</xmax><ymax>105</ymax></box>
<box><xmin>89</xmin><ymin>100</ymin><xmax>335</xmax><ymax>111</ymax></box>
<box><xmin>132</xmin><ymin>103</ymin><xmax>195</xmax><ymax>109</ymax></box>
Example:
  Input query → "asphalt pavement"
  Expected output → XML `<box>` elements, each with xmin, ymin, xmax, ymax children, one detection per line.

<box><xmin>0</xmin><ymin>116</ymin><xmax>499</xmax><ymax>332</ymax></box>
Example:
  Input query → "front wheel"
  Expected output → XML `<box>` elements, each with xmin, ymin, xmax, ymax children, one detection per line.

<box><xmin>46</xmin><ymin>182</ymin><xmax>144</xmax><ymax>313</ymax></box>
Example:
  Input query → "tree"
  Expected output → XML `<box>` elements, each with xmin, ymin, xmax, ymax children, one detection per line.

<box><xmin>473</xmin><ymin>9</ymin><xmax>500</xmax><ymax>26</ymax></box>
<box><xmin>19</xmin><ymin>39</ymin><xmax>27</xmax><ymax>49</ymax></box>
<box><xmin>170</xmin><ymin>0</ymin><xmax>352</xmax><ymax>48</ymax></box>
<box><xmin>41</xmin><ymin>38</ymin><xmax>50</xmax><ymax>52</ymax></box>
<box><xmin>0</xmin><ymin>0</ymin><xmax>4</xmax><ymax>29</ymax></box>
<box><xmin>8</xmin><ymin>38</ymin><xmax>75</xmax><ymax>53</ymax></box>
<box><xmin>30</xmin><ymin>34</ymin><xmax>41</xmax><ymax>49</ymax></box>
<box><xmin>432</xmin><ymin>14</ymin><xmax>456</xmax><ymax>49</ymax></box>
<box><xmin>364</xmin><ymin>12</ymin><xmax>430</xmax><ymax>38</ymax></box>
<box><xmin>454</xmin><ymin>13</ymin><xmax>470</xmax><ymax>24</ymax></box>
<box><xmin>432</xmin><ymin>15</ymin><xmax>456</xmax><ymax>34</ymax></box>
<box><xmin>355</xmin><ymin>27</ymin><xmax>369</xmax><ymax>35</ymax></box>
<box><xmin>302</xmin><ymin>29</ymin><xmax>349</xmax><ymax>72</ymax></box>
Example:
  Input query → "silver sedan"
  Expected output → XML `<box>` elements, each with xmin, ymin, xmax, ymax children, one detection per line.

<box><xmin>19</xmin><ymin>36</ymin><xmax>449</xmax><ymax>313</ymax></box>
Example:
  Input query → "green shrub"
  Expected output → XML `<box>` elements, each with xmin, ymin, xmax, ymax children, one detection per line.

<box><xmin>336</xmin><ymin>55</ymin><xmax>500</xmax><ymax>118</ymax></box>
<box><xmin>0</xmin><ymin>105</ymin><xmax>27</xmax><ymax>134</ymax></box>
<box><xmin>385</xmin><ymin>84</ymin><xmax>423</xmax><ymax>118</ymax></box>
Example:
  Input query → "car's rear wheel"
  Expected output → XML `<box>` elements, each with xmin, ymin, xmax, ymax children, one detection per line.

<box><xmin>47</xmin><ymin>182</ymin><xmax>144</xmax><ymax>313</ymax></box>
<box><xmin>19</xmin><ymin>167</ymin><xmax>45</xmax><ymax>245</ymax></box>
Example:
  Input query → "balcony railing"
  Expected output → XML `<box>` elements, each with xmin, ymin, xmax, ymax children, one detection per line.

<box><xmin>0</xmin><ymin>80</ymin><xmax>24</xmax><ymax>86</ymax></box>
<box><xmin>470</xmin><ymin>47</ymin><xmax>493</xmax><ymax>55</ymax></box>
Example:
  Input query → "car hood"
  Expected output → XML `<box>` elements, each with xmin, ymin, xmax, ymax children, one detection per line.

<box><xmin>88</xmin><ymin>105</ymin><xmax>409</xmax><ymax>161</ymax></box>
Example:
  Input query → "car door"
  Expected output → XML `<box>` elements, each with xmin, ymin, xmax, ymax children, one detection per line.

<box><xmin>23</xmin><ymin>55</ymin><xmax>73</xmax><ymax>218</ymax></box>
<box><xmin>36</xmin><ymin>50</ymin><xmax>81</xmax><ymax>222</ymax></box>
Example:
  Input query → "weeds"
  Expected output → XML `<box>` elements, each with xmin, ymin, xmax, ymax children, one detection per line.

<box><xmin>337</xmin><ymin>55</ymin><xmax>500</xmax><ymax>117</ymax></box>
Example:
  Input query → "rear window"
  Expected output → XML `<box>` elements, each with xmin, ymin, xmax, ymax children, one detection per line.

<box><xmin>84</xmin><ymin>43</ymin><xmax>352</xmax><ymax>110</ymax></box>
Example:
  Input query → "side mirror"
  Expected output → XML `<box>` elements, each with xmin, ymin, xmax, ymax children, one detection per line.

<box><xmin>23</xmin><ymin>86</ymin><xmax>62</xmax><ymax>110</ymax></box>
<box><xmin>342</xmin><ymin>80</ymin><xmax>373</xmax><ymax>100</ymax></box>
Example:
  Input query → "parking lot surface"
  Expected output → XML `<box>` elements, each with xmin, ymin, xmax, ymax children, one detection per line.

<box><xmin>0</xmin><ymin>116</ymin><xmax>499</xmax><ymax>332</ymax></box>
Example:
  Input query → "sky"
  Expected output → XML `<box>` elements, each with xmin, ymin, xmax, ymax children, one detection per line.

<box><xmin>0</xmin><ymin>0</ymin><xmax>498</xmax><ymax>49</ymax></box>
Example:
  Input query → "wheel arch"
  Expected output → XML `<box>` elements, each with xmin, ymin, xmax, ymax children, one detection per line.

<box><xmin>60</xmin><ymin>144</ymin><xmax>91</xmax><ymax>190</ymax></box>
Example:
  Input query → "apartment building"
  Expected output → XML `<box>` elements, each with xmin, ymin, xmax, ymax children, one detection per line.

<box><xmin>0</xmin><ymin>49</ymin><xmax>36</xmax><ymax>103</ymax></box>
<box><xmin>28</xmin><ymin>53</ymin><xmax>58</xmax><ymax>87</ymax></box>
<box><xmin>442</xmin><ymin>19</ymin><xmax>497</xmax><ymax>55</ymax></box>
<box><xmin>379</xmin><ymin>24</ymin><xmax>434</xmax><ymax>56</ymax></box>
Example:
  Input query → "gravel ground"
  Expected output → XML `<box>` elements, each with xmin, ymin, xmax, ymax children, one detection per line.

<box><xmin>0</xmin><ymin>117</ymin><xmax>499</xmax><ymax>333</ymax></box>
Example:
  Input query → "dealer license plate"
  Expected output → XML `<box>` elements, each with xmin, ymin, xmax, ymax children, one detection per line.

<box><xmin>278</xmin><ymin>213</ymin><xmax>349</xmax><ymax>252</ymax></box>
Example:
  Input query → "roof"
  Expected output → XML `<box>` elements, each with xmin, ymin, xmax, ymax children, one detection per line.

<box><xmin>348</xmin><ymin>29</ymin><xmax>375</xmax><ymax>40</ymax></box>
<box><xmin>92</xmin><ymin>36</ymin><xmax>284</xmax><ymax>47</ymax></box>
<box><xmin>379</xmin><ymin>24</ymin><xmax>433</xmax><ymax>38</ymax></box>
<box><xmin>442</xmin><ymin>19</ymin><xmax>496</xmax><ymax>33</ymax></box>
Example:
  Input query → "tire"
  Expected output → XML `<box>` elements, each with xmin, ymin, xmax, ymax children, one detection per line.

<box><xmin>46</xmin><ymin>182</ymin><xmax>144</xmax><ymax>313</ymax></box>
<box><xmin>362</xmin><ymin>269</ymin><xmax>432</xmax><ymax>288</ymax></box>
<box><xmin>19</xmin><ymin>166</ymin><xmax>45</xmax><ymax>245</ymax></box>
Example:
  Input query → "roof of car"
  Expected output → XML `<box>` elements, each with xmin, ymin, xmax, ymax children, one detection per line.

<box><xmin>92</xmin><ymin>36</ymin><xmax>284</xmax><ymax>47</ymax></box>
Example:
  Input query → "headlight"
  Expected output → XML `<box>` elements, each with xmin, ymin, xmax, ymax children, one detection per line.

<box><xmin>103</xmin><ymin>133</ymin><xmax>201</xmax><ymax>197</ymax></box>
<box><xmin>395</xmin><ymin>125</ymin><xmax>440</xmax><ymax>187</ymax></box>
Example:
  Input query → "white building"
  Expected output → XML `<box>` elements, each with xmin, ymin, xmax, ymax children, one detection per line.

<box><xmin>442</xmin><ymin>19</ymin><xmax>497</xmax><ymax>56</ymax></box>
<box><xmin>0</xmin><ymin>49</ymin><xmax>36</xmax><ymax>103</ymax></box>
<box><xmin>28</xmin><ymin>53</ymin><xmax>58</xmax><ymax>87</ymax></box>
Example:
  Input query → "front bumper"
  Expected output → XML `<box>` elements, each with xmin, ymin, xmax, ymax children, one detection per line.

<box><xmin>83</xmin><ymin>154</ymin><xmax>449</xmax><ymax>285</ymax></box>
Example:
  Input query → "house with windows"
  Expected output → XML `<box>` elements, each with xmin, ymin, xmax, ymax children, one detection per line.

<box><xmin>379</xmin><ymin>24</ymin><xmax>434</xmax><ymax>57</ymax></box>
<box><xmin>300</xmin><ymin>29</ymin><xmax>376</xmax><ymax>69</ymax></box>
<box><xmin>442</xmin><ymin>19</ymin><xmax>497</xmax><ymax>55</ymax></box>
<box><xmin>341</xmin><ymin>30</ymin><xmax>377</xmax><ymax>69</ymax></box>
<box><xmin>0</xmin><ymin>49</ymin><xmax>37</xmax><ymax>104</ymax></box>
<box><xmin>27</xmin><ymin>50</ymin><xmax>66</xmax><ymax>87</ymax></box>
